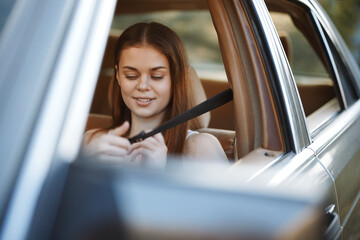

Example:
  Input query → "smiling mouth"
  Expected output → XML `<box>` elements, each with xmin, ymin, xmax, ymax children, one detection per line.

<box><xmin>134</xmin><ymin>97</ymin><xmax>155</xmax><ymax>103</ymax></box>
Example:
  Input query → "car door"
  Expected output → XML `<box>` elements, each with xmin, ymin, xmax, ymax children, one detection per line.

<box><xmin>306</xmin><ymin>1</ymin><xmax>360</xmax><ymax>239</ymax></box>
<box><xmin>263</xmin><ymin>0</ymin><xmax>360</xmax><ymax>238</ymax></box>
<box><xmin>210</xmin><ymin>0</ymin><xmax>359</xmax><ymax>238</ymax></box>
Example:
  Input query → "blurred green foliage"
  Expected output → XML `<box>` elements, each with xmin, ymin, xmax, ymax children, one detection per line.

<box><xmin>319</xmin><ymin>0</ymin><xmax>360</xmax><ymax>65</ymax></box>
<box><xmin>112</xmin><ymin>11</ymin><xmax>223</xmax><ymax>66</ymax></box>
<box><xmin>111</xmin><ymin>1</ymin><xmax>360</xmax><ymax>71</ymax></box>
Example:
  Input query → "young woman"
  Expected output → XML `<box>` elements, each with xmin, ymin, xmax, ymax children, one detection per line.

<box><xmin>83</xmin><ymin>22</ymin><xmax>227</xmax><ymax>167</ymax></box>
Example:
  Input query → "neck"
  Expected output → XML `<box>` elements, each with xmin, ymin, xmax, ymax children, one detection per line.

<box><xmin>129</xmin><ymin>113</ymin><xmax>166</xmax><ymax>137</ymax></box>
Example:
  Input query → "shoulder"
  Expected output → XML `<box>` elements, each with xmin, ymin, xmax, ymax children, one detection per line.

<box><xmin>185</xmin><ymin>132</ymin><xmax>219</xmax><ymax>145</ymax></box>
<box><xmin>183</xmin><ymin>132</ymin><xmax>227</xmax><ymax>161</ymax></box>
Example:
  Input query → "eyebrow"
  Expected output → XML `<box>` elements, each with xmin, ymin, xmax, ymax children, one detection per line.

<box><xmin>150</xmin><ymin>66</ymin><xmax>167</xmax><ymax>71</ymax></box>
<box><xmin>122</xmin><ymin>66</ymin><xmax>138</xmax><ymax>72</ymax></box>
<box><xmin>122</xmin><ymin>66</ymin><xmax>167</xmax><ymax>71</ymax></box>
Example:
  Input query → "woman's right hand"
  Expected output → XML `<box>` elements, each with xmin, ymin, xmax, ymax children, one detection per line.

<box><xmin>82</xmin><ymin>121</ymin><xmax>131</xmax><ymax>163</ymax></box>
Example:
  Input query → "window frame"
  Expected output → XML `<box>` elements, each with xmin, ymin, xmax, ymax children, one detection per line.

<box><xmin>262</xmin><ymin>0</ymin><xmax>360</xmax><ymax>149</ymax></box>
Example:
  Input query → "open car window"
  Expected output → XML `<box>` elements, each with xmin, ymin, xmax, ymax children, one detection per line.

<box><xmin>267</xmin><ymin>2</ymin><xmax>343</xmax><ymax>136</ymax></box>
<box><xmin>87</xmin><ymin>2</ymin><xmax>241</xmax><ymax>162</ymax></box>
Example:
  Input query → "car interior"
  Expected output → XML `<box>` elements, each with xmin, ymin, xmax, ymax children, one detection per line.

<box><xmin>86</xmin><ymin>0</ymin><xmax>238</xmax><ymax>161</ymax></box>
<box><xmin>85</xmin><ymin>0</ymin><xmax>342</xmax><ymax>164</ymax></box>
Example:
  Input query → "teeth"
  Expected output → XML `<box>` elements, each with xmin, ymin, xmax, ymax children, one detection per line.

<box><xmin>136</xmin><ymin>98</ymin><xmax>151</xmax><ymax>102</ymax></box>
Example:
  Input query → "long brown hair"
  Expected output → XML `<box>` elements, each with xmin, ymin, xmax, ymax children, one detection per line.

<box><xmin>111</xmin><ymin>22</ymin><xmax>190</xmax><ymax>154</ymax></box>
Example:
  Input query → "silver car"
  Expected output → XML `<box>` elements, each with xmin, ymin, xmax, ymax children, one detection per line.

<box><xmin>0</xmin><ymin>0</ymin><xmax>359</xmax><ymax>239</ymax></box>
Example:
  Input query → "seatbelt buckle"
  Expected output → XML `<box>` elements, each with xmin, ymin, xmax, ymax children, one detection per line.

<box><xmin>128</xmin><ymin>130</ymin><xmax>146</xmax><ymax>144</ymax></box>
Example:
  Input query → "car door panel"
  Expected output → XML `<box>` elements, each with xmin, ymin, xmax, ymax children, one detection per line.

<box><xmin>310</xmin><ymin>100</ymin><xmax>360</xmax><ymax>235</ymax></box>
<box><xmin>245</xmin><ymin>148</ymin><xmax>341</xmax><ymax>237</ymax></box>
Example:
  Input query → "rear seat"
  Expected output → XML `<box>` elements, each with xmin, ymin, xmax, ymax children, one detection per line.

<box><xmin>201</xmin><ymin>78</ymin><xmax>234</xmax><ymax>130</ymax></box>
<box><xmin>296</xmin><ymin>80</ymin><xmax>335</xmax><ymax>116</ymax></box>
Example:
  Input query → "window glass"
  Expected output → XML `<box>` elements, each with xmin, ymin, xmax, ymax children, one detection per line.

<box><xmin>270</xmin><ymin>11</ymin><xmax>341</xmax><ymax>132</ymax></box>
<box><xmin>270</xmin><ymin>12</ymin><xmax>329</xmax><ymax>78</ymax></box>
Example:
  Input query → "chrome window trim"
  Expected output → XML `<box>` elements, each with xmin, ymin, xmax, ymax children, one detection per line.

<box><xmin>259</xmin><ymin>0</ymin><xmax>356</xmax><ymax>147</ymax></box>
<box><xmin>0</xmin><ymin>0</ymin><xmax>116</xmax><ymax>239</ymax></box>
<box><xmin>310</xmin><ymin>11</ymin><xmax>347</xmax><ymax>109</ymax></box>
<box><xmin>308</xmin><ymin>99</ymin><xmax>360</xmax><ymax>156</ymax></box>
<box><xmin>296</xmin><ymin>2</ymin><xmax>360</xmax><ymax>136</ymax></box>
<box><xmin>308</xmin><ymin>111</ymin><xmax>339</xmax><ymax>139</ymax></box>
<box><xmin>251</xmin><ymin>0</ymin><xmax>310</xmax><ymax>153</ymax></box>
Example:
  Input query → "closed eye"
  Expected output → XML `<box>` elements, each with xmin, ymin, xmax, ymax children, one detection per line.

<box><xmin>151</xmin><ymin>75</ymin><xmax>164</xmax><ymax>80</ymax></box>
<box><xmin>125</xmin><ymin>75</ymin><xmax>138</xmax><ymax>80</ymax></box>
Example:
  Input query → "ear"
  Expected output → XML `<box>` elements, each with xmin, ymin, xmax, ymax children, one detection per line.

<box><xmin>114</xmin><ymin>65</ymin><xmax>119</xmax><ymax>79</ymax></box>
<box><xmin>114</xmin><ymin>65</ymin><xmax>121</xmax><ymax>86</ymax></box>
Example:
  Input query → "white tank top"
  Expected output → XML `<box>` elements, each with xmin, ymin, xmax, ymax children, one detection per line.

<box><xmin>186</xmin><ymin>129</ymin><xmax>199</xmax><ymax>139</ymax></box>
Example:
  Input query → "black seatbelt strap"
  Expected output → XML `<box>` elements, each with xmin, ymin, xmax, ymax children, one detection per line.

<box><xmin>128</xmin><ymin>88</ymin><xmax>233</xmax><ymax>144</ymax></box>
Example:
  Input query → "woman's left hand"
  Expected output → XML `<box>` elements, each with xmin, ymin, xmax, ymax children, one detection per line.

<box><xmin>128</xmin><ymin>133</ymin><xmax>167</xmax><ymax>168</ymax></box>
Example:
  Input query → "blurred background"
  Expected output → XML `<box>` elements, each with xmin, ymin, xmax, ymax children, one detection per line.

<box><xmin>319</xmin><ymin>0</ymin><xmax>360</xmax><ymax>65</ymax></box>
<box><xmin>111</xmin><ymin>0</ymin><xmax>360</xmax><ymax>78</ymax></box>
<box><xmin>1</xmin><ymin>0</ymin><xmax>359</xmax><ymax>72</ymax></box>
<box><xmin>111</xmin><ymin>10</ymin><xmax>225</xmax><ymax>78</ymax></box>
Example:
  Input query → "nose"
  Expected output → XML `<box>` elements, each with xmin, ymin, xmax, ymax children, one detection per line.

<box><xmin>137</xmin><ymin>74</ymin><xmax>150</xmax><ymax>91</ymax></box>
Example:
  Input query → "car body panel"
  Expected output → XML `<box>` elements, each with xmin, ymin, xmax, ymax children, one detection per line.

<box><xmin>0</xmin><ymin>0</ymin><xmax>75</xmax><ymax>228</ymax></box>
<box><xmin>0</xmin><ymin>0</ymin><xmax>116</xmax><ymax>239</ymax></box>
<box><xmin>302</xmin><ymin>0</ymin><xmax>360</xmax><ymax>236</ymax></box>
<box><xmin>249</xmin><ymin>0</ymin><xmax>360</xmax><ymax>237</ymax></box>
<box><xmin>51</xmin><ymin>159</ymin><xmax>325</xmax><ymax>240</ymax></box>
<box><xmin>310</xmin><ymin>99</ymin><xmax>360</xmax><ymax>237</ymax></box>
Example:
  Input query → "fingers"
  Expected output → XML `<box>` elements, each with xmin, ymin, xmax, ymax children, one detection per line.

<box><xmin>128</xmin><ymin>133</ymin><xmax>167</xmax><ymax>168</ymax></box>
<box><xmin>83</xmin><ymin>129</ymin><xmax>131</xmax><ymax>159</ymax></box>
<box><xmin>101</xmin><ymin>144</ymin><xmax>129</xmax><ymax>156</ymax></box>
<box><xmin>104</xmin><ymin>134</ymin><xmax>131</xmax><ymax>150</ymax></box>
<box><xmin>130</xmin><ymin>138</ymin><xmax>156</xmax><ymax>152</ymax></box>
<box><xmin>129</xmin><ymin>143</ymin><xmax>167</xmax><ymax>169</ymax></box>
<box><xmin>83</xmin><ymin>125</ymin><xmax>167</xmax><ymax>168</ymax></box>
<box><xmin>129</xmin><ymin>133</ymin><xmax>165</xmax><ymax>152</ymax></box>
<box><xmin>109</xmin><ymin>121</ymin><xmax>130</xmax><ymax>137</ymax></box>
<box><xmin>128</xmin><ymin>148</ymin><xmax>149</xmax><ymax>163</ymax></box>
<box><xmin>153</xmin><ymin>132</ymin><xmax>165</xmax><ymax>144</ymax></box>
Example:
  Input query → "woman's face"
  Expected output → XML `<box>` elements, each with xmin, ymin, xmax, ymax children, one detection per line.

<box><xmin>117</xmin><ymin>45</ymin><xmax>172</xmax><ymax>122</ymax></box>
